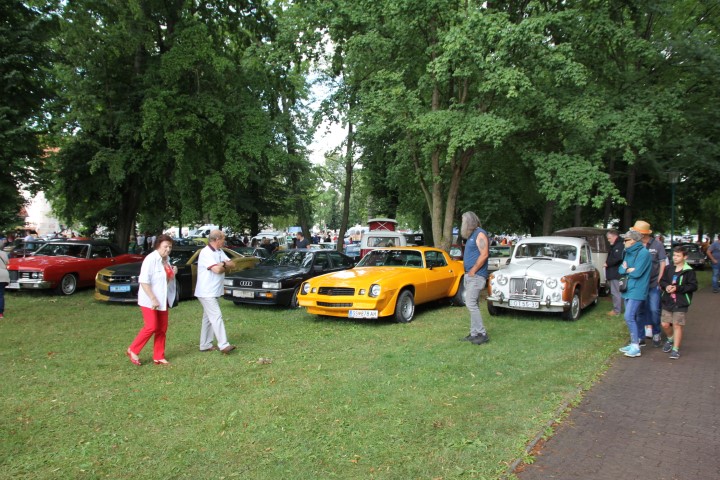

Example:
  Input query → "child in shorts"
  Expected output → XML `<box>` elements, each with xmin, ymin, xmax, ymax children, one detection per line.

<box><xmin>659</xmin><ymin>246</ymin><xmax>698</xmax><ymax>359</ymax></box>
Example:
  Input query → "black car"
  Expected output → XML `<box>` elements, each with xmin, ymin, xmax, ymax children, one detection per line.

<box><xmin>94</xmin><ymin>246</ymin><xmax>203</xmax><ymax>303</ymax></box>
<box><xmin>223</xmin><ymin>249</ymin><xmax>355</xmax><ymax>308</ymax></box>
<box><xmin>671</xmin><ymin>243</ymin><xmax>707</xmax><ymax>270</ymax></box>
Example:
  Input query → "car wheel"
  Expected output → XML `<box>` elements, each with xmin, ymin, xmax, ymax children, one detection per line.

<box><xmin>394</xmin><ymin>290</ymin><xmax>415</xmax><ymax>323</ymax></box>
<box><xmin>450</xmin><ymin>278</ymin><xmax>466</xmax><ymax>306</ymax></box>
<box><xmin>487</xmin><ymin>302</ymin><xmax>502</xmax><ymax>316</ymax></box>
<box><xmin>56</xmin><ymin>273</ymin><xmax>78</xmax><ymax>295</ymax></box>
<box><xmin>562</xmin><ymin>289</ymin><xmax>581</xmax><ymax>321</ymax></box>
<box><xmin>289</xmin><ymin>286</ymin><xmax>301</xmax><ymax>309</ymax></box>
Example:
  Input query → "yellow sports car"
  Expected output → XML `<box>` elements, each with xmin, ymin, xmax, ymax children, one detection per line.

<box><xmin>298</xmin><ymin>246</ymin><xmax>466</xmax><ymax>323</ymax></box>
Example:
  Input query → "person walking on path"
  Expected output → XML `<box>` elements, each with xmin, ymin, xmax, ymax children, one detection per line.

<box><xmin>659</xmin><ymin>245</ymin><xmax>698</xmax><ymax>359</ymax></box>
<box><xmin>706</xmin><ymin>234</ymin><xmax>720</xmax><ymax>293</ymax></box>
<box><xmin>459</xmin><ymin>211</ymin><xmax>490</xmax><ymax>346</ymax></box>
<box><xmin>618</xmin><ymin>230</ymin><xmax>651</xmax><ymax>358</ymax></box>
<box><xmin>604</xmin><ymin>229</ymin><xmax>624</xmax><ymax>316</ymax></box>
<box><xmin>195</xmin><ymin>230</ymin><xmax>236</xmax><ymax>354</ymax></box>
<box><xmin>127</xmin><ymin>234</ymin><xmax>177</xmax><ymax>366</ymax></box>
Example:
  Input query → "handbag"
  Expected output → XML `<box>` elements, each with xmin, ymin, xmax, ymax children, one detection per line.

<box><xmin>618</xmin><ymin>274</ymin><xmax>628</xmax><ymax>292</ymax></box>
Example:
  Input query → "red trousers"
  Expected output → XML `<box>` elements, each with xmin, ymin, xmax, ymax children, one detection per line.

<box><xmin>129</xmin><ymin>307</ymin><xmax>169</xmax><ymax>361</ymax></box>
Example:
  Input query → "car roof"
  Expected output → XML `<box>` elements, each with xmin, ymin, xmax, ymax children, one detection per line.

<box><xmin>516</xmin><ymin>236</ymin><xmax>587</xmax><ymax>247</ymax></box>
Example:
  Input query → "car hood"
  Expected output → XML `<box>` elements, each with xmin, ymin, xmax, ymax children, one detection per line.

<box><xmin>100</xmin><ymin>262</ymin><xmax>142</xmax><ymax>276</ymax></box>
<box><xmin>497</xmin><ymin>259</ymin><xmax>576</xmax><ymax>279</ymax></box>
<box><xmin>9</xmin><ymin>256</ymin><xmax>86</xmax><ymax>270</ymax></box>
<box><xmin>227</xmin><ymin>266</ymin><xmax>309</xmax><ymax>281</ymax></box>
<box><xmin>308</xmin><ymin>267</ymin><xmax>411</xmax><ymax>286</ymax></box>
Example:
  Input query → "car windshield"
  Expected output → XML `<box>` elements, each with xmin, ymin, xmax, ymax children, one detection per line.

<box><xmin>169</xmin><ymin>249</ymin><xmax>197</xmax><ymax>266</ymax></box>
<box><xmin>514</xmin><ymin>242</ymin><xmax>578</xmax><ymax>261</ymax></box>
<box><xmin>357</xmin><ymin>249</ymin><xmax>423</xmax><ymax>267</ymax></box>
<box><xmin>262</xmin><ymin>250</ymin><xmax>311</xmax><ymax>267</ymax></box>
<box><xmin>33</xmin><ymin>242</ymin><xmax>90</xmax><ymax>258</ymax></box>
<box><xmin>489</xmin><ymin>246</ymin><xmax>511</xmax><ymax>257</ymax></box>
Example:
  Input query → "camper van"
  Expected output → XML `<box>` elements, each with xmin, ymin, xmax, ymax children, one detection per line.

<box><xmin>359</xmin><ymin>218</ymin><xmax>407</xmax><ymax>258</ymax></box>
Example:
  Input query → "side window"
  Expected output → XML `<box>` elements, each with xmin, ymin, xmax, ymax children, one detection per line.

<box><xmin>424</xmin><ymin>251</ymin><xmax>447</xmax><ymax>268</ymax></box>
<box><xmin>92</xmin><ymin>246</ymin><xmax>112</xmax><ymax>258</ymax></box>
<box><xmin>328</xmin><ymin>251</ymin><xmax>353</xmax><ymax>268</ymax></box>
<box><xmin>313</xmin><ymin>253</ymin><xmax>329</xmax><ymax>269</ymax></box>
<box><xmin>580</xmin><ymin>246</ymin><xmax>589</xmax><ymax>264</ymax></box>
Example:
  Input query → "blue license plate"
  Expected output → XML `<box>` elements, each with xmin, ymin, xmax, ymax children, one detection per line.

<box><xmin>110</xmin><ymin>285</ymin><xmax>131</xmax><ymax>293</ymax></box>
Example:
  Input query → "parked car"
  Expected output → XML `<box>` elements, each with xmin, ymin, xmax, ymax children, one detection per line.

<box><xmin>553</xmin><ymin>227</ymin><xmax>610</xmax><ymax>294</ymax></box>
<box><xmin>94</xmin><ymin>246</ymin><xmax>259</xmax><ymax>303</ymax></box>
<box><xmin>344</xmin><ymin>243</ymin><xmax>361</xmax><ymax>263</ymax></box>
<box><xmin>671</xmin><ymin>243</ymin><xmax>707</xmax><ymax>270</ymax></box>
<box><xmin>488</xmin><ymin>245</ymin><xmax>512</xmax><ymax>271</ymax></box>
<box><xmin>449</xmin><ymin>244</ymin><xmax>464</xmax><ymax>260</ymax></box>
<box><xmin>487</xmin><ymin>236</ymin><xmax>599</xmax><ymax>321</ymax></box>
<box><xmin>223</xmin><ymin>249</ymin><xmax>355</xmax><ymax>308</ymax></box>
<box><xmin>298</xmin><ymin>246</ymin><xmax>466</xmax><ymax>323</ymax></box>
<box><xmin>7</xmin><ymin>239</ymin><xmax>144</xmax><ymax>295</ymax></box>
<box><xmin>230</xmin><ymin>246</ymin><xmax>271</xmax><ymax>260</ymax></box>
<box><xmin>7</xmin><ymin>239</ymin><xmax>47</xmax><ymax>258</ymax></box>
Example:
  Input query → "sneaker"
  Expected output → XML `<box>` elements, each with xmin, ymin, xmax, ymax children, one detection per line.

<box><xmin>638</xmin><ymin>339</ymin><xmax>646</xmax><ymax>347</ymax></box>
<box><xmin>619</xmin><ymin>345</ymin><xmax>633</xmax><ymax>353</ymax></box>
<box><xmin>470</xmin><ymin>334</ymin><xmax>489</xmax><ymax>345</ymax></box>
<box><xmin>652</xmin><ymin>334</ymin><xmax>662</xmax><ymax>348</ymax></box>
<box><xmin>669</xmin><ymin>349</ymin><xmax>680</xmax><ymax>360</ymax></box>
<box><xmin>662</xmin><ymin>340</ymin><xmax>674</xmax><ymax>353</ymax></box>
<box><xmin>624</xmin><ymin>345</ymin><xmax>641</xmax><ymax>357</ymax></box>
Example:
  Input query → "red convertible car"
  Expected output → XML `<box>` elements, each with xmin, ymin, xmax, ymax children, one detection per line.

<box><xmin>7</xmin><ymin>239</ymin><xmax>143</xmax><ymax>295</ymax></box>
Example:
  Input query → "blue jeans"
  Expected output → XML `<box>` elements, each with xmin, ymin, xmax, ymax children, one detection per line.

<box><xmin>640</xmin><ymin>286</ymin><xmax>661</xmax><ymax>336</ymax></box>
<box><xmin>465</xmin><ymin>274</ymin><xmax>487</xmax><ymax>336</ymax></box>
<box><xmin>624</xmin><ymin>299</ymin><xmax>645</xmax><ymax>344</ymax></box>
<box><xmin>712</xmin><ymin>262</ymin><xmax>720</xmax><ymax>291</ymax></box>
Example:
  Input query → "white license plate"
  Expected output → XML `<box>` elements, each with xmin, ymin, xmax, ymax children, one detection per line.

<box><xmin>509</xmin><ymin>300</ymin><xmax>539</xmax><ymax>309</ymax></box>
<box><xmin>8</xmin><ymin>282</ymin><xmax>19</xmax><ymax>289</ymax></box>
<box><xmin>348</xmin><ymin>310</ymin><xmax>378</xmax><ymax>319</ymax></box>
<box><xmin>233</xmin><ymin>290</ymin><xmax>255</xmax><ymax>298</ymax></box>
<box><xmin>110</xmin><ymin>285</ymin><xmax>131</xmax><ymax>293</ymax></box>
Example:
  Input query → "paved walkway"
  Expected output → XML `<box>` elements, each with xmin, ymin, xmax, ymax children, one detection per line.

<box><xmin>516</xmin><ymin>286</ymin><xmax>720</xmax><ymax>480</ymax></box>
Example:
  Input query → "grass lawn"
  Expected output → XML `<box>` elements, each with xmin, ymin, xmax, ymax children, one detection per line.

<box><xmin>6</xmin><ymin>274</ymin><xmax>697</xmax><ymax>480</ymax></box>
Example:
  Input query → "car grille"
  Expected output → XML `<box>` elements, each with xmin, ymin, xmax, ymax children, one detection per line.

<box><xmin>16</xmin><ymin>271</ymin><xmax>40</xmax><ymax>281</ymax></box>
<box><xmin>100</xmin><ymin>274</ymin><xmax>134</xmax><ymax>283</ymax></box>
<box><xmin>509</xmin><ymin>277</ymin><xmax>544</xmax><ymax>300</ymax></box>
<box><xmin>318</xmin><ymin>287</ymin><xmax>355</xmax><ymax>296</ymax></box>
<box><xmin>9</xmin><ymin>270</ymin><xmax>18</xmax><ymax>282</ymax></box>
<box><xmin>317</xmin><ymin>302</ymin><xmax>353</xmax><ymax>308</ymax></box>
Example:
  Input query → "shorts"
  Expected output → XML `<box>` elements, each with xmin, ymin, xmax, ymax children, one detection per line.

<box><xmin>661</xmin><ymin>310</ymin><xmax>686</xmax><ymax>326</ymax></box>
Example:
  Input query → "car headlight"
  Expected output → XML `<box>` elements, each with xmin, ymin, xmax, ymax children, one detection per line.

<box><xmin>131</xmin><ymin>275</ymin><xmax>139</xmax><ymax>283</ymax></box>
<box><xmin>369</xmin><ymin>284</ymin><xmax>381</xmax><ymax>297</ymax></box>
<box><xmin>302</xmin><ymin>282</ymin><xmax>310</xmax><ymax>294</ymax></box>
<box><xmin>30</xmin><ymin>272</ymin><xmax>43</xmax><ymax>280</ymax></box>
<box><xmin>262</xmin><ymin>281</ymin><xmax>281</xmax><ymax>289</ymax></box>
<box><xmin>496</xmin><ymin>273</ymin><xmax>508</xmax><ymax>286</ymax></box>
<box><xmin>545</xmin><ymin>277</ymin><xmax>558</xmax><ymax>289</ymax></box>
<box><xmin>223</xmin><ymin>279</ymin><xmax>233</xmax><ymax>286</ymax></box>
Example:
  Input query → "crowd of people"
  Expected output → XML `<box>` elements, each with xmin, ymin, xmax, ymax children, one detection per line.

<box><xmin>603</xmin><ymin>220</ymin><xmax>716</xmax><ymax>360</ymax></box>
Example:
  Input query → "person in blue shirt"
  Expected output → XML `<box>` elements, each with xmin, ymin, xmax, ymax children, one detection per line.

<box><xmin>459</xmin><ymin>211</ymin><xmax>490</xmax><ymax>345</ymax></box>
<box><xmin>618</xmin><ymin>230</ymin><xmax>652</xmax><ymax>358</ymax></box>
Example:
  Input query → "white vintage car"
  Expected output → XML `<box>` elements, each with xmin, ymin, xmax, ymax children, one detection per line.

<box><xmin>486</xmin><ymin>236</ymin><xmax>599</xmax><ymax>320</ymax></box>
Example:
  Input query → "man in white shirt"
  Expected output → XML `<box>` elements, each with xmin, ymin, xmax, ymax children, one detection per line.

<box><xmin>194</xmin><ymin>230</ymin><xmax>236</xmax><ymax>353</ymax></box>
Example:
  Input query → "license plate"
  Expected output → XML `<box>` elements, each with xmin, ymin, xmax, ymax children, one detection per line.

<box><xmin>233</xmin><ymin>290</ymin><xmax>255</xmax><ymax>298</ymax></box>
<box><xmin>110</xmin><ymin>285</ymin><xmax>131</xmax><ymax>293</ymax></box>
<box><xmin>8</xmin><ymin>282</ymin><xmax>19</xmax><ymax>289</ymax></box>
<box><xmin>348</xmin><ymin>310</ymin><xmax>378</xmax><ymax>319</ymax></box>
<box><xmin>509</xmin><ymin>300</ymin><xmax>539</xmax><ymax>309</ymax></box>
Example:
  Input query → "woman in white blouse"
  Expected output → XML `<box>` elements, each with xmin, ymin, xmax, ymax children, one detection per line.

<box><xmin>127</xmin><ymin>234</ymin><xmax>178</xmax><ymax>366</ymax></box>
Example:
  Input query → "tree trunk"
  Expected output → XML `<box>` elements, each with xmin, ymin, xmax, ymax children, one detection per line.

<box><xmin>337</xmin><ymin>122</ymin><xmax>354</xmax><ymax>253</ymax></box>
<box><xmin>574</xmin><ymin>205</ymin><xmax>582</xmax><ymax>227</ymax></box>
<box><xmin>623</xmin><ymin>164</ymin><xmax>637</xmax><ymax>231</ymax></box>
<box><xmin>542</xmin><ymin>200</ymin><xmax>555</xmax><ymax>235</ymax></box>
<box><xmin>113</xmin><ymin>176</ymin><xmax>142</xmax><ymax>252</ymax></box>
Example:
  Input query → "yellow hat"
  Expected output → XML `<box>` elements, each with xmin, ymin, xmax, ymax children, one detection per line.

<box><xmin>630</xmin><ymin>220</ymin><xmax>652</xmax><ymax>235</ymax></box>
